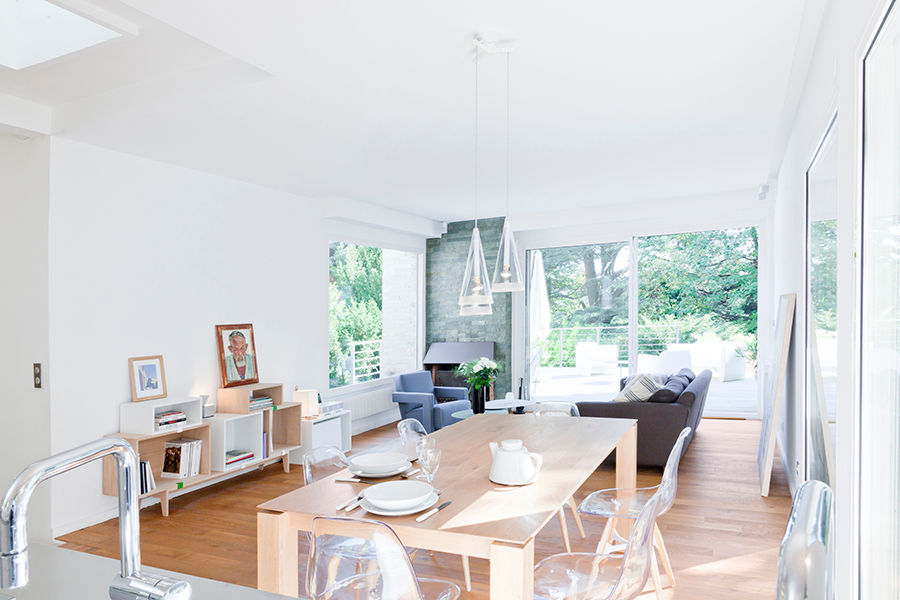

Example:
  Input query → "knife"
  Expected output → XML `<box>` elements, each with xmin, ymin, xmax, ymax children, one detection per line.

<box><xmin>416</xmin><ymin>501</ymin><xmax>451</xmax><ymax>523</ymax></box>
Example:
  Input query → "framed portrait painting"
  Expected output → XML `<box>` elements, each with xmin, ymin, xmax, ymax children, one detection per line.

<box><xmin>215</xmin><ymin>323</ymin><xmax>260</xmax><ymax>388</ymax></box>
<box><xmin>129</xmin><ymin>355</ymin><xmax>168</xmax><ymax>402</ymax></box>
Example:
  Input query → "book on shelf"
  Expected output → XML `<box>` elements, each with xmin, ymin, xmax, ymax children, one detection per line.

<box><xmin>139</xmin><ymin>460</ymin><xmax>156</xmax><ymax>494</ymax></box>
<box><xmin>225</xmin><ymin>449</ymin><xmax>254</xmax><ymax>466</ymax></box>
<box><xmin>155</xmin><ymin>410</ymin><xmax>188</xmax><ymax>431</ymax></box>
<box><xmin>248</xmin><ymin>396</ymin><xmax>273</xmax><ymax>411</ymax></box>
<box><xmin>262</xmin><ymin>432</ymin><xmax>268</xmax><ymax>459</ymax></box>
<box><xmin>161</xmin><ymin>438</ymin><xmax>202</xmax><ymax>479</ymax></box>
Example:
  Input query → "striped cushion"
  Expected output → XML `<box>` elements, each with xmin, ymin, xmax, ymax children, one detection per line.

<box><xmin>614</xmin><ymin>373</ymin><xmax>663</xmax><ymax>402</ymax></box>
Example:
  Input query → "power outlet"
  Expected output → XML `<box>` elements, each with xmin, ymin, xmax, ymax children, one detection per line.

<box><xmin>33</xmin><ymin>363</ymin><xmax>42</xmax><ymax>388</ymax></box>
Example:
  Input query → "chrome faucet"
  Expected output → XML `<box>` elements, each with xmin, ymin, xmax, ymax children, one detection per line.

<box><xmin>0</xmin><ymin>437</ymin><xmax>191</xmax><ymax>600</ymax></box>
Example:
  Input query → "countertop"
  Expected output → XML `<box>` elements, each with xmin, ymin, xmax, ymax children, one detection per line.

<box><xmin>2</xmin><ymin>543</ymin><xmax>296</xmax><ymax>600</ymax></box>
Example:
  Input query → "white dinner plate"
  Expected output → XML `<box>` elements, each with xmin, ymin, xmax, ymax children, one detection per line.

<box><xmin>349</xmin><ymin>462</ymin><xmax>412</xmax><ymax>478</ymax></box>
<box><xmin>363</xmin><ymin>480</ymin><xmax>433</xmax><ymax>511</ymax></box>
<box><xmin>360</xmin><ymin>492</ymin><xmax>439</xmax><ymax>517</ymax></box>
<box><xmin>350</xmin><ymin>452</ymin><xmax>410</xmax><ymax>474</ymax></box>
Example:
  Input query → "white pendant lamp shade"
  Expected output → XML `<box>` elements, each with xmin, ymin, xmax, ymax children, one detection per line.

<box><xmin>492</xmin><ymin>218</ymin><xmax>524</xmax><ymax>292</ymax></box>
<box><xmin>458</xmin><ymin>225</ymin><xmax>493</xmax><ymax>315</ymax></box>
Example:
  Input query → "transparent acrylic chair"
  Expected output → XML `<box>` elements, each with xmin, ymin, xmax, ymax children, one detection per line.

<box><xmin>396</xmin><ymin>418</ymin><xmax>472</xmax><ymax>592</ymax></box>
<box><xmin>531</xmin><ymin>401</ymin><xmax>587</xmax><ymax>551</ymax></box>
<box><xmin>307</xmin><ymin>516</ymin><xmax>460</xmax><ymax>600</ymax></box>
<box><xmin>580</xmin><ymin>427</ymin><xmax>692</xmax><ymax>598</ymax></box>
<box><xmin>302</xmin><ymin>445</ymin><xmax>351</xmax><ymax>486</ymax></box>
<box><xmin>534</xmin><ymin>494</ymin><xmax>662</xmax><ymax>600</ymax></box>
<box><xmin>398</xmin><ymin>418</ymin><xmax>428</xmax><ymax>445</ymax></box>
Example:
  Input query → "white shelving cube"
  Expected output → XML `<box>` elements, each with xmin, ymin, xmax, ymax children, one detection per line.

<box><xmin>119</xmin><ymin>397</ymin><xmax>203</xmax><ymax>435</ymax></box>
<box><xmin>209</xmin><ymin>412</ymin><xmax>264</xmax><ymax>472</ymax></box>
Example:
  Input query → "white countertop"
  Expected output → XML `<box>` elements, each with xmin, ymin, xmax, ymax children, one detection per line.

<box><xmin>3</xmin><ymin>543</ymin><xmax>297</xmax><ymax>600</ymax></box>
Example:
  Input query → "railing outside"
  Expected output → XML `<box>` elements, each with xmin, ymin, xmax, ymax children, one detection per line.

<box><xmin>540</xmin><ymin>324</ymin><xmax>683</xmax><ymax>368</ymax></box>
<box><xmin>349</xmin><ymin>339</ymin><xmax>382</xmax><ymax>384</ymax></box>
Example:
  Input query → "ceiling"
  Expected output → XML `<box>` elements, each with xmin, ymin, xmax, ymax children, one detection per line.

<box><xmin>1</xmin><ymin>1</ymin><xmax>811</xmax><ymax>223</ymax></box>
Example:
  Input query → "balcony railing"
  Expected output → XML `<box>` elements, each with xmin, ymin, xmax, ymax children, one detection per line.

<box><xmin>540</xmin><ymin>324</ymin><xmax>683</xmax><ymax>368</ymax></box>
<box><xmin>349</xmin><ymin>339</ymin><xmax>381</xmax><ymax>384</ymax></box>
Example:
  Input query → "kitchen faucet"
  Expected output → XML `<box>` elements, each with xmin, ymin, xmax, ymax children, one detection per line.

<box><xmin>0</xmin><ymin>437</ymin><xmax>191</xmax><ymax>600</ymax></box>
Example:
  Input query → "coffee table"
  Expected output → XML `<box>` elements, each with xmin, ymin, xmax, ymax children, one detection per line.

<box><xmin>257</xmin><ymin>413</ymin><xmax>637</xmax><ymax>599</ymax></box>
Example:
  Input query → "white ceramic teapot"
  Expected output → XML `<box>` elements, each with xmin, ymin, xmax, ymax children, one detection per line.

<box><xmin>489</xmin><ymin>439</ymin><xmax>543</xmax><ymax>486</ymax></box>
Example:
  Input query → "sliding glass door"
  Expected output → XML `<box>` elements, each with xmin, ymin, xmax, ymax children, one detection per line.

<box><xmin>526</xmin><ymin>227</ymin><xmax>759</xmax><ymax>417</ymax></box>
<box><xmin>860</xmin><ymin>6</ymin><xmax>900</xmax><ymax>595</ymax></box>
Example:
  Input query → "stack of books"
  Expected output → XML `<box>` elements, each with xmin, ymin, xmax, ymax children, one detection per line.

<box><xmin>139</xmin><ymin>460</ymin><xmax>157</xmax><ymax>494</ymax></box>
<box><xmin>154</xmin><ymin>410</ymin><xmax>187</xmax><ymax>431</ymax></box>
<box><xmin>225</xmin><ymin>449</ymin><xmax>255</xmax><ymax>468</ymax></box>
<box><xmin>161</xmin><ymin>438</ymin><xmax>202</xmax><ymax>479</ymax></box>
<box><xmin>248</xmin><ymin>396</ymin><xmax>273</xmax><ymax>411</ymax></box>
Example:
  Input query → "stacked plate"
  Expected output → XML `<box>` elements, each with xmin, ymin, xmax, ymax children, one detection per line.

<box><xmin>349</xmin><ymin>452</ymin><xmax>411</xmax><ymax>478</ymax></box>
<box><xmin>360</xmin><ymin>480</ymin><xmax>438</xmax><ymax>516</ymax></box>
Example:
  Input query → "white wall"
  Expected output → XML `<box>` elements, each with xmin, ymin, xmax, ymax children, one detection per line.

<box><xmin>45</xmin><ymin>138</ymin><xmax>428</xmax><ymax>536</ymax></box>
<box><xmin>0</xmin><ymin>132</ymin><xmax>52</xmax><ymax>540</ymax></box>
<box><xmin>769</xmin><ymin>0</ymin><xmax>890</xmax><ymax>597</ymax></box>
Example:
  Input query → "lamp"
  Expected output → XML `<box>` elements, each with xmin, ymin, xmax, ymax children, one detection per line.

<box><xmin>492</xmin><ymin>51</ymin><xmax>524</xmax><ymax>292</ymax></box>
<box><xmin>459</xmin><ymin>37</ymin><xmax>493</xmax><ymax>316</ymax></box>
<box><xmin>294</xmin><ymin>387</ymin><xmax>320</xmax><ymax>420</ymax></box>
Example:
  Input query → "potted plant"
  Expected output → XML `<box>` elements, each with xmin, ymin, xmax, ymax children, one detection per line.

<box><xmin>455</xmin><ymin>357</ymin><xmax>500</xmax><ymax>414</ymax></box>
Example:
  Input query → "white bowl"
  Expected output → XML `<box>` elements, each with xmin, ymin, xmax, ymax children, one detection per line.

<box><xmin>363</xmin><ymin>480</ymin><xmax>434</xmax><ymax>511</ymax></box>
<box><xmin>349</xmin><ymin>452</ymin><xmax>410</xmax><ymax>474</ymax></box>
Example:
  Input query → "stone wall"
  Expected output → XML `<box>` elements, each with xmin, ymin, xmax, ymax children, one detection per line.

<box><xmin>426</xmin><ymin>217</ymin><xmax>512</xmax><ymax>397</ymax></box>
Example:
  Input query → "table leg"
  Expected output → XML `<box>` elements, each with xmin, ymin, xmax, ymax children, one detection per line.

<box><xmin>616</xmin><ymin>423</ymin><xmax>637</xmax><ymax>490</ymax></box>
<box><xmin>490</xmin><ymin>538</ymin><xmax>534</xmax><ymax>600</ymax></box>
<box><xmin>258</xmin><ymin>511</ymin><xmax>299</xmax><ymax>596</ymax></box>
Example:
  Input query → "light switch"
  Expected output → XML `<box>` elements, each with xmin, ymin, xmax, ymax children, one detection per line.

<box><xmin>33</xmin><ymin>363</ymin><xmax>41</xmax><ymax>388</ymax></box>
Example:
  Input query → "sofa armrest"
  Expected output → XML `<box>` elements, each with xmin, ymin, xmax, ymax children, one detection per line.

<box><xmin>433</xmin><ymin>386</ymin><xmax>468</xmax><ymax>401</ymax></box>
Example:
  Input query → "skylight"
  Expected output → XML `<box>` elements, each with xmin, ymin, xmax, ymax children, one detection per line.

<box><xmin>0</xmin><ymin>0</ymin><xmax>120</xmax><ymax>70</ymax></box>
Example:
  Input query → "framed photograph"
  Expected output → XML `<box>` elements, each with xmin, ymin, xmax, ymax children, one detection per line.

<box><xmin>129</xmin><ymin>355</ymin><xmax>167</xmax><ymax>402</ymax></box>
<box><xmin>215</xmin><ymin>323</ymin><xmax>259</xmax><ymax>388</ymax></box>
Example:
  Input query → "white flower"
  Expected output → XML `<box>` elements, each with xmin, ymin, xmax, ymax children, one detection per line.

<box><xmin>473</xmin><ymin>364</ymin><xmax>483</xmax><ymax>372</ymax></box>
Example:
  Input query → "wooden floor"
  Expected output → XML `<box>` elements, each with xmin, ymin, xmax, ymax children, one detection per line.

<box><xmin>59</xmin><ymin>418</ymin><xmax>792</xmax><ymax>599</ymax></box>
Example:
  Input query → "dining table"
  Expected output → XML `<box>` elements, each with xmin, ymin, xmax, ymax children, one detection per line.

<box><xmin>256</xmin><ymin>413</ymin><xmax>637</xmax><ymax>600</ymax></box>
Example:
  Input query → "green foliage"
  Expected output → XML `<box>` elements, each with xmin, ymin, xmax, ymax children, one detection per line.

<box><xmin>809</xmin><ymin>220</ymin><xmax>837</xmax><ymax>333</ymax></box>
<box><xmin>455</xmin><ymin>357</ymin><xmax>500</xmax><ymax>390</ymax></box>
<box><xmin>329</xmin><ymin>242</ymin><xmax>383</xmax><ymax>387</ymax></box>
<box><xmin>536</xmin><ymin>228</ymin><xmax>759</xmax><ymax>368</ymax></box>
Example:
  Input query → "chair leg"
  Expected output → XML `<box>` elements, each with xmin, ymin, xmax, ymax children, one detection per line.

<box><xmin>461</xmin><ymin>556</ymin><xmax>471</xmax><ymax>592</ymax></box>
<box><xmin>650</xmin><ymin>551</ymin><xmax>662</xmax><ymax>600</ymax></box>
<box><xmin>567</xmin><ymin>496</ymin><xmax>586</xmax><ymax>539</ymax></box>
<box><xmin>558</xmin><ymin>507</ymin><xmax>572</xmax><ymax>552</ymax></box>
<box><xmin>654</xmin><ymin>523</ymin><xmax>676</xmax><ymax>588</ymax></box>
<box><xmin>597</xmin><ymin>517</ymin><xmax>616</xmax><ymax>554</ymax></box>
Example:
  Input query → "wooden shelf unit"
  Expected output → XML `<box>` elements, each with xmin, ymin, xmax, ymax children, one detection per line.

<box><xmin>103</xmin><ymin>383</ymin><xmax>303</xmax><ymax>516</ymax></box>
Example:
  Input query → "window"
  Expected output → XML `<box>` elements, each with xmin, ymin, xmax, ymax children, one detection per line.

<box><xmin>329</xmin><ymin>241</ymin><xmax>420</xmax><ymax>389</ymax></box>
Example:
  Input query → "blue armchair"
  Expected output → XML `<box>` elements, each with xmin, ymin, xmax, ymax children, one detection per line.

<box><xmin>392</xmin><ymin>371</ymin><xmax>470</xmax><ymax>432</ymax></box>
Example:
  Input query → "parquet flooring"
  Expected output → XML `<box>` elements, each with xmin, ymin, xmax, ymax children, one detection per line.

<box><xmin>59</xmin><ymin>418</ymin><xmax>792</xmax><ymax>598</ymax></box>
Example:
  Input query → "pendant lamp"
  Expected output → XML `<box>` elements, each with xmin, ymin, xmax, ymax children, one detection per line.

<box><xmin>492</xmin><ymin>51</ymin><xmax>524</xmax><ymax>292</ymax></box>
<box><xmin>459</xmin><ymin>39</ymin><xmax>493</xmax><ymax>316</ymax></box>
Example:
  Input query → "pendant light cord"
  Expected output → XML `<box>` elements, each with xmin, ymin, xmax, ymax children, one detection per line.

<box><xmin>506</xmin><ymin>51</ymin><xmax>510</xmax><ymax>219</ymax></box>
<box><xmin>474</xmin><ymin>44</ymin><xmax>479</xmax><ymax>229</ymax></box>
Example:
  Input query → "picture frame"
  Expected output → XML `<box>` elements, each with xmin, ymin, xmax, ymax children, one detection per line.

<box><xmin>215</xmin><ymin>323</ymin><xmax>260</xmax><ymax>388</ymax></box>
<box><xmin>129</xmin><ymin>355</ymin><xmax>168</xmax><ymax>402</ymax></box>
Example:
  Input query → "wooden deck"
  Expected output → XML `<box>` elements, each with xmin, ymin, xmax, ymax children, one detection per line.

<box><xmin>59</xmin><ymin>418</ymin><xmax>792</xmax><ymax>599</ymax></box>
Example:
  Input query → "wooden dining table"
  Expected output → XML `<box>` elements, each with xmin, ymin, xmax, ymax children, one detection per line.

<box><xmin>256</xmin><ymin>413</ymin><xmax>637</xmax><ymax>600</ymax></box>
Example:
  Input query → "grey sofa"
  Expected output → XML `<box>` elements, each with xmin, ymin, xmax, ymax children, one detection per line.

<box><xmin>392</xmin><ymin>371</ymin><xmax>470</xmax><ymax>433</ymax></box>
<box><xmin>576</xmin><ymin>369</ymin><xmax>712</xmax><ymax>467</ymax></box>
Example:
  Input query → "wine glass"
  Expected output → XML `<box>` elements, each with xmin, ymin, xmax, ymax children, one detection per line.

<box><xmin>418</xmin><ymin>447</ymin><xmax>442</xmax><ymax>485</ymax></box>
<box><xmin>415</xmin><ymin>437</ymin><xmax>435</xmax><ymax>461</ymax></box>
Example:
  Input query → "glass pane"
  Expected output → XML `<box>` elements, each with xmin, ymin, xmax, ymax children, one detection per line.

<box><xmin>526</xmin><ymin>242</ymin><xmax>630</xmax><ymax>401</ymax></box>
<box><xmin>806</xmin><ymin>118</ymin><xmax>837</xmax><ymax>486</ymax></box>
<box><xmin>860</xmin><ymin>6</ymin><xmax>900</xmax><ymax>594</ymax></box>
<box><xmin>637</xmin><ymin>228</ymin><xmax>759</xmax><ymax>417</ymax></box>
<box><xmin>329</xmin><ymin>242</ymin><xmax>419</xmax><ymax>388</ymax></box>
